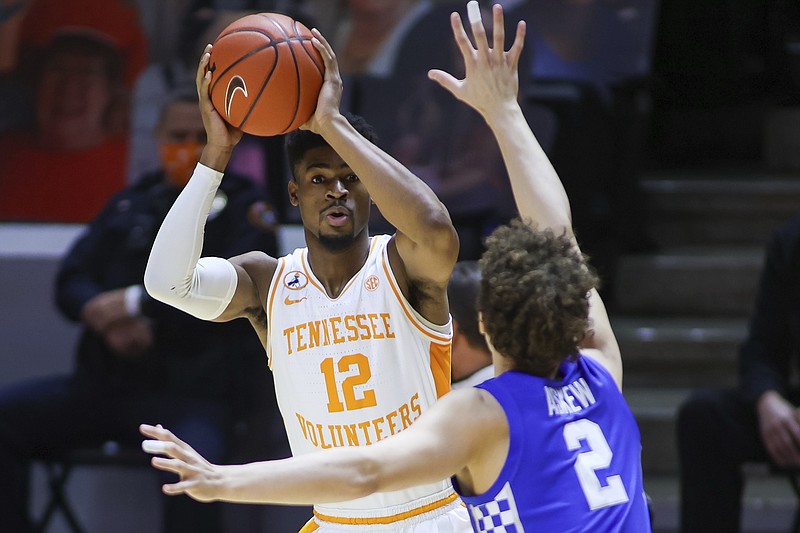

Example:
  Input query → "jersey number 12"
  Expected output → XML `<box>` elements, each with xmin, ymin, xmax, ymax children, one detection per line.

<box><xmin>321</xmin><ymin>354</ymin><xmax>377</xmax><ymax>413</ymax></box>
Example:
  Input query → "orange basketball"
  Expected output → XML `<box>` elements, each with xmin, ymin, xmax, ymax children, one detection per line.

<box><xmin>208</xmin><ymin>13</ymin><xmax>324</xmax><ymax>137</ymax></box>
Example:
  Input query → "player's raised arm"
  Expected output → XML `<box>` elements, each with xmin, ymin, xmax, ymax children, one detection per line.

<box><xmin>302</xmin><ymin>29</ymin><xmax>459</xmax><ymax>308</ymax></box>
<box><xmin>429</xmin><ymin>3</ymin><xmax>622</xmax><ymax>386</ymax></box>
<box><xmin>144</xmin><ymin>45</ymin><xmax>274</xmax><ymax>330</ymax></box>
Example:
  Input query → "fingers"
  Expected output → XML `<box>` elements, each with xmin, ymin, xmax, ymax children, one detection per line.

<box><xmin>466</xmin><ymin>2</ymin><xmax>490</xmax><ymax>63</ymax></box>
<box><xmin>768</xmin><ymin>436</ymin><xmax>800</xmax><ymax>466</ymax></box>
<box><xmin>140</xmin><ymin>423</ymin><xmax>168</xmax><ymax>440</ymax></box>
<box><xmin>508</xmin><ymin>20</ymin><xmax>527</xmax><ymax>72</ymax></box>
<box><xmin>782</xmin><ymin>424</ymin><xmax>800</xmax><ymax>465</ymax></box>
<box><xmin>466</xmin><ymin>0</ymin><xmax>481</xmax><ymax>26</ymax></box>
<box><xmin>454</xmin><ymin>3</ymin><xmax>525</xmax><ymax>69</ymax></box>
<box><xmin>151</xmin><ymin>457</ymin><xmax>193</xmax><ymax>496</ymax></box>
<box><xmin>764</xmin><ymin>422</ymin><xmax>800</xmax><ymax>466</ymax></box>
<box><xmin>450</xmin><ymin>11</ymin><xmax>474</xmax><ymax>65</ymax></box>
<box><xmin>491</xmin><ymin>3</ymin><xmax>505</xmax><ymax>60</ymax></box>
<box><xmin>310</xmin><ymin>28</ymin><xmax>338</xmax><ymax>78</ymax></box>
<box><xmin>196</xmin><ymin>44</ymin><xmax>212</xmax><ymax>98</ymax></box>
<box><xmin>427</xmin><ymin>69</ymin><xmax>461</xmax><ymax>98</ymax></box>
<box><xmin>140</xmin><ymin>425</ymin><xmax>208</xmax><ymax>498</ymax></box>
<box><xmin>150</xmin><ymin>455</ymin><xmax>185</xmax><ymax>476</ymax></box>
<box><xmin>140</xmin><ymin>424</ymin><xmax>193</xmax><ymax>462</ymax></box>
<box><xmin>163</xmin><ymin>479</ymin><xmax>194</xmax><ymax>496</ymax></box>
<box><xmin>788</xmin><ymin>418</ymin><xmax>800</xmax><ymax>446</ymax></box>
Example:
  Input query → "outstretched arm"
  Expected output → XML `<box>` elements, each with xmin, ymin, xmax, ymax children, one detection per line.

<box><xmin>141</xmin><ymin>387</ymin><xmax>505</xmax><ymax>504</ymax></box>
<box><xmin>303</xmin><ymin>30</ymin><xmax>458</xmax><ymax>316</ymax></box>
<box><xmin>144</xmin><ymin>45</ymin><xmax>274</xmax><ymax>327</ymax></box>
<box><xmin>429</xmin><ymin>4</ymin><xmax>622</xmax><ymax>386</ymax></box>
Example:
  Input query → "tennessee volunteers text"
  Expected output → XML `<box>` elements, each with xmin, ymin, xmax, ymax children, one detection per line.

<box><xmin>295</xmin><ymin>392</ymin><xmax>422</xmax><ymax>449</ymax></box>
<box><xmin>282</xmin><ymin>313</ymin><xmax>396</xmax><ymax>355</ymax></box>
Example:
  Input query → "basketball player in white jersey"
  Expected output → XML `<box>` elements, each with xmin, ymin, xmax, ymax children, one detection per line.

<box><xmin>142</xmin><ymin>4</ymin><xmax>651</xmax><ymax>532</ymax></box>
<box><xmin>143</xmin><ymin>10</ymin><xmax>469</xmax><ymax>533</ymax></box>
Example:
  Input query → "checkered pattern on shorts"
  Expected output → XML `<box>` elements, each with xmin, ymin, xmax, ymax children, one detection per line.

<box><xmin>467</xmin><ymin>482</ymin><xmax>524</xmax><ymax>533</ymax></box>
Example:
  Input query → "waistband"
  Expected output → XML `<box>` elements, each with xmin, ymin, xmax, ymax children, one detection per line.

<box><xmin>313</xmin><ymin>488</ymin><xmax>461</xmax><ymax>530</ymax></box>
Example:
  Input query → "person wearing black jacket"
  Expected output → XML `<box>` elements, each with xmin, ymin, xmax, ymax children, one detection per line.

<box><xmin>0</xmin><ymin>93</ymin><xmax>278</xmax><ymax>533</ymax></box>
<box><xmin>678</xmin><ymin>212</ymin><xmax>800</xmax><ymax>532</ymax></box>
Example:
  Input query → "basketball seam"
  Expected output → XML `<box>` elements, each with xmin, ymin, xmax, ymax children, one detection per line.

<box><xmin>218</xmin><ymin>28</ymin><xmax>277</xmax><ymax>40</ymax></box>
<box><xmin>209</xmin><ymin>40</ymin><xmax>279</xmax><ymax>101</ymax></box>
<box><xmin>253</xmin><ymin>14</ymin><xmax>301</xmax><ymax>135</ymax></box>
<box><xmin>210</xmin><ymin>15</ymin><xmax>319</xmax><ymax>135</ymax></box>
<box><xmin>238</xmin><ymin>50</ymin><xmax>280</xmax><ymax>131</ymax></box>
<box><xmin>209</xmin><ymin>34</ymin><xmax>312</xmax><ymax>98</ymax></box>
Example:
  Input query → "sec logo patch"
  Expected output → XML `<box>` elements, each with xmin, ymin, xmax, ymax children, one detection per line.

<box><xmin>365</xmin><ymin>275</ymin><xmax>379</xmax><ymax>291</ymax></box>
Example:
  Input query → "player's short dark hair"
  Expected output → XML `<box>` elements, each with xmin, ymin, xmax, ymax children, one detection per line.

<box><xmin>447</xmin><ymin>261</ymin><xmax>489</xmax><ymax>352</ymax></box>
<box><xmin>284</xmin><ymin>112</ymin><xmax>378</xmax><ymax>179</ymax></box>
<box><xmin>478</xmin><ymin>218</ymin><xmax>599</xmax><ymax>377</ymax></box>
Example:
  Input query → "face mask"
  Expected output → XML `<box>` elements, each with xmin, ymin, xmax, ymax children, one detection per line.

<box><xmin>159</xmin><ymin>141</ymin><xmax>203</xmax><ymax>188</ymax></box>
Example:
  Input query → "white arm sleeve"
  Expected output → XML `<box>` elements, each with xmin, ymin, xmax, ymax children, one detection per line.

<box><xmin>144</xmin><ymin>163</ymin><xmax>238</xmax><ymax>320</ymax></box>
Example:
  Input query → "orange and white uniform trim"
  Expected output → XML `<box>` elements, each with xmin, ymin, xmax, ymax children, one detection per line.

<box><xmin>267</xmin><ymin>235</ymin><xmax>464</xmax><ymax>529</ymax></box>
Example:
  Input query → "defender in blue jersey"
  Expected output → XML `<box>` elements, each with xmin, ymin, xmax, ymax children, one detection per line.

<box><xmin>139</xmin><ymin>4</ymin><xmax>651</xmax><ymax>532</ymax></box>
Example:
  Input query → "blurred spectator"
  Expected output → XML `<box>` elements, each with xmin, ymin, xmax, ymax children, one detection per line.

<box><xmin>331</xmin><ymin>0</ymin><xmax>455</xmax><ymax>141</ymax></box>
<box><xmin>4</xmin><ymin>0</ymin><xmax>147</xmax><ymax>86</ymax></box>
<box><xmin>0</xmin><ymin>90</ymin><xmax>280</xmax><ymax>533</ymax></box>
<box><xmin>332</xmin><ymin>0</ymin><xmax>451</xmax><ymax>78</ymax></box>
<box><xmin>0</xmin><ymin>0</ymin><xmax>28</xmax><ymax>73</ymax></box>
<box><xmin>0</xmin><ymin>30</ymin><xmax>130</xmax><ymax>223</ymax></box>
<box><xmin>514</xmin><ymin>0</ymin><xmax>659</xmax><ymax>293</ymax></box>
<box><xmin>390</xmin><ymin>77</ymin><xmax>516</xmax><ymax>259</ymax></box>
<box><xmin>128</xmin><ymin>3</ymin><xmax>307</xmax><ymax>222</ymax></box>
<box><xmin>329</xmin><ymin>0</ymin><xmax>527</xmax><ymax>257</ymax></box>
<box><xmin>0</xmin><ymin>0</ymin><xmax>33</xmax><ymax>132</ymax></box>
<box><xmin>677</xmin><ymin>212</ymin><xmax>800</xmax><ymax>532</ymax></box>
<box><xmin>128</xmin><ymin>8</ymin><xmax>248</xmax><ymax>183</ymax></box>
<box><xmin>448</xmin><ymin>261</ymin><xmax>494</xmax><ymax>389</ymax></box>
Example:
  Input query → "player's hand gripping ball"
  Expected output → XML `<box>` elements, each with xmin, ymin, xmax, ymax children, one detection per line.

<box><xmin>208</xmin><ymin>13</ymin><xmax>324</xmax><ymax>137</ymax></box>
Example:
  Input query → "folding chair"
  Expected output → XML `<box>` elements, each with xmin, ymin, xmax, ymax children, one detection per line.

<box><xmin>34</xmin><ymin>441</ymin><xmax>150</xmax><ymax>533</ymax></box>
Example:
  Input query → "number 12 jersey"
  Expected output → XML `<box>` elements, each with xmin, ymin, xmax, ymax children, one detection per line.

<box><xmin>267</xmin><ymin>235</ymin><xmax>462</xmax><ymax>527</ymax></box>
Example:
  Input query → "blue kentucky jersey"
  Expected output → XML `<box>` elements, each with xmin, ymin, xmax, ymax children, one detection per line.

<box><xmin>454</xmin><ymin>356</ymin><xmax>651</xmax><ymax>532</ymax></box>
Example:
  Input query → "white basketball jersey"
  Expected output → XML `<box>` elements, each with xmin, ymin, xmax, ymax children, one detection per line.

<box><xmin>266</xmin><ymin>235</ymin><xmax>458</xmax><ymax>526</ymax></box>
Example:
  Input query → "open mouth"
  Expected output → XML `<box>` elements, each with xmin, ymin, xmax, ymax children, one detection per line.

<box><xmin>323</xmin><ymin>206</ymin><xmax>351</xmax><ymax>227</ymax></box>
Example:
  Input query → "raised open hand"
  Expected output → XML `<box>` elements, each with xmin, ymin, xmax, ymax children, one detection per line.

<box><xmin>428</xmin><ymin>3</ymin><xmax>526</xmax><ymax>118</ymax></box>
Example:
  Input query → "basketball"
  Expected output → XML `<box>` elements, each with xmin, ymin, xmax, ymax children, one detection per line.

<box><xmin>208</xmin><ymin>13</ymin><xmax>324</xmax><ymax>137</ymax></box>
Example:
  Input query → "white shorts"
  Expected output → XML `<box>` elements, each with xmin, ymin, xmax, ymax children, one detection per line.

<box><xmin>299</xmin><ymin>505</ymin><xmax>471</xmax><ymax>533</ymax></box>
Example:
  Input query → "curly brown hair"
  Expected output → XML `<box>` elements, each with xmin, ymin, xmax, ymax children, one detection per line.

<box><xmin>478</xmin><ymin>218</ymin><xmax>599</xmax><ymax>377</ymax></box>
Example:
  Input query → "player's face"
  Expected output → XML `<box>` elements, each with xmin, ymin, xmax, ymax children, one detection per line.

<box><xmin>289</xmin><ymin>145</ymin><xmax>371</xmax><ymax>251</ymax></box>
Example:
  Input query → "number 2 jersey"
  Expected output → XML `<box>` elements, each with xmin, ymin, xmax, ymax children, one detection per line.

<box><xmin>266</xmin><ymin>234</ymin><xmax>462</xmax><ymax>527</ymax></box>
<box><xmin>455</xmin><ymin>356</ymin><xmax>651</xmax><ymax>533</ymax></box>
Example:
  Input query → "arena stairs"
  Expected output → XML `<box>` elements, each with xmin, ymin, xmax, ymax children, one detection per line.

<box><xmin>613</xmin><ymin>167</ymin><xmax>800</xmax><ymax>532</ymax></box>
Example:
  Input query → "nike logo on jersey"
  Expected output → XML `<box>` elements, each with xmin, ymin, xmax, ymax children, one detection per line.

<box><xmin>284</xmin><ymin>296</ymin><xmax>307</xmax><ymax>306</ymax></box>
<box><xmin>224</xmin><ymin>75</ymin><xmax>248</xmax><ymax>118</ymax></box>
